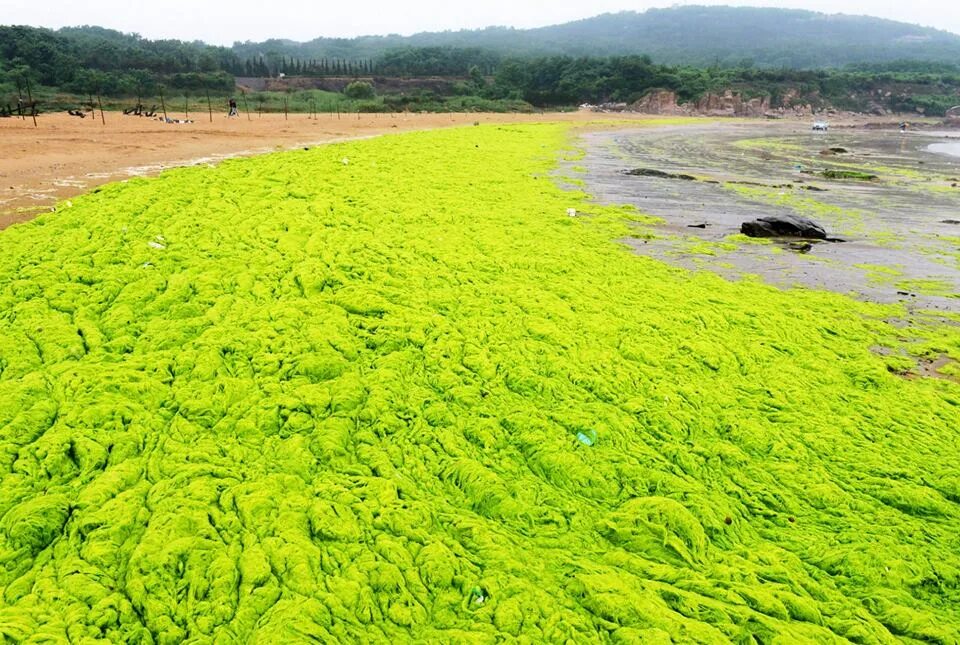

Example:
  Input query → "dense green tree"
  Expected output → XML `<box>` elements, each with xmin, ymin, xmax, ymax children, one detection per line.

<box><xmin>344</xmin><ymin>81</ymin><xmax>375</xmax><ymax>99</ymax></box>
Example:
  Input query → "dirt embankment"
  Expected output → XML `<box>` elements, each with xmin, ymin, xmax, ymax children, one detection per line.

<box><xmin>0</xmin><ymin>110</ymin><xmax>651</xmax><ymax>230</ymax></box>
<box><xmin>235</xmin><ymin>76</ymin><xmax>463</xmax><ymax>94</ymax></box>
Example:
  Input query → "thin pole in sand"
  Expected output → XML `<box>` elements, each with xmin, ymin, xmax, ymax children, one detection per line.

<box><xmin>184</xmin><ymin>94</ymin><xmax>189</xmax><ymax>120</ymax></box>
<box><xmin>241</xmin><ymin>90</ymin><xmax>251</xmax><ymax>121</ymax></box>
<box><xmin>97</xmin><ymin>92</ymin><xmax>105</xmax><ymax>125</ymax></box>
<box><xmin>284</xmin><ymin>97</ymin><xmax>288</xmax><ymax>120</ymax></box>
<box><xmin>159</xmin><ymin>88</ymin><xmax>168</xmax><ymax>121</ymax></box>
<box><xmin>24</xmin><ymin>76</ymin><xmax>37</xmax><ymax>127</ymax></box>
<box><xmin>206</xmin><ymin>90</ymin><xmax>213</xmax><ymax>123</ymax></box>
<box><xmin>15</xmin><ymin>79</ymin><xmax>24</xmax><ymax>120</ymax></box>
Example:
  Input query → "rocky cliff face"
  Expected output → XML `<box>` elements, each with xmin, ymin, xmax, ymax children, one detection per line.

<box><xmin>692</xmin><ymin>90</ymin><xmax>770</xmax><ymax>117</ymax></box>
<box><xmin>628</xmin><ymin>90</ymin><xmax>774</xmax><ymax>117</ymax></box>
<box><xmin>629</xmin><ymin>90</ymin><xmax>686</xmax><ymax>115</ymax></box>
<box><xmin>625</xmin><ymin>86</ymin><xmax>958</xmax><ymax>118</ymax></box>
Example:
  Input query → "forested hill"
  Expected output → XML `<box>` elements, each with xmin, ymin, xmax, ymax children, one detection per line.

<box><xmin>231</xmin><ymin>6</ymin><xmax>960</xmax><ymax>68</ymax></box>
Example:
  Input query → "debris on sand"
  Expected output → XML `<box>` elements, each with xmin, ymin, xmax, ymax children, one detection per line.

<box><xmin>741</xmin><ymin>214</ymin><xmax>827</xmax><ymax>239</ymax></box>
<box><xmin>624</xmin><ymin>168</ymin><xmax>697</xmax><ymax>181</ymax></box>
<box><xmin>820</xmin><ymin>169</ymin><xmax>878</xmax><ymax>181</ymax></box>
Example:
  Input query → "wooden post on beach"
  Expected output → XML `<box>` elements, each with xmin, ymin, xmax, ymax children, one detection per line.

<box><xmin>97</xmin><ymin>93</ymin><xmax>105</xmax><ymax>125</ymax></box>
<box><xmin>241</xmin><ymin>90</ymin><xmax>251</xmax><ymax>121</ymax></box>
<box><xmin>15</xmin><ymin>79</ymin><xmax>24</xmax><ymax>120</ymax></box>
<box><xmin>184</xmin><ymin>94</ymin><xmax>189</xmax><ymax>120</ymax></box>
<box><xmin>284</xmin><ymin>97</ymin><xmax>288</xmax><ymax>120</ymax></box>
<box><xmin>24</xmin><ymin>76</ymin><xmax>37</xmax><ymax>127</ymax></box>
<box><xmin>159</xmin><ymin>88</ymin><xmax>168</xmax><ymax>121</ymax></box>
<box><xmin>206</xmin><ymin>90</ymin><xmax>213</xmax><ymax>123</ymax></box>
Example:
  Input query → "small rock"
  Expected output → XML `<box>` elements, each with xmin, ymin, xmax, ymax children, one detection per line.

<box><xmin>741</xmin><ymin>215</ymin><xmax>827</xmax><ymax>240</ymax></box>
<box><xmin>942</xmin><ymin>219</ymin><xmax>960</xmax><ymax>225</ymax></box>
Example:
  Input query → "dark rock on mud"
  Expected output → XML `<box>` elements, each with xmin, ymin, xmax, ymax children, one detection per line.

<box><xmin>624</xmin><ymin>168</ymin><xmax>697</xmax><ymax>181</ymax></box>
<box><xmin>942</xmin><ymin>219</ymin><xmax>960</xmax><ymax>225</ymax></box>
<box><xmin>688</xmin><ymin>222</ymin><xmax>709</xmax><ymax>228</ymax></box>
<box><xmin>741</xmin><ymin>215</ymin><xmax>827</xmax><ymax>240</ymax></box>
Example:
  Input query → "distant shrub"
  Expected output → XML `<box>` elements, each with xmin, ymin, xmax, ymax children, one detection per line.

<box><xmin>344</xmin><ymin>81</ymin><xmax>375</xmax><ymax>100</ymax></box>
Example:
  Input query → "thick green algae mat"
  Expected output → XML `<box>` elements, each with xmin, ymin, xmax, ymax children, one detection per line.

<box><xmin>1</xmin><ymin>124</ymin><xmax>960</xmax><ymax>644</ymax></box>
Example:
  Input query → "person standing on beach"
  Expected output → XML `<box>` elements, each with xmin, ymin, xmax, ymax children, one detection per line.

<box><xmin>228</xmin><ymin>98</ymin><xmax>238</xmax><ymax>117</ymax></box>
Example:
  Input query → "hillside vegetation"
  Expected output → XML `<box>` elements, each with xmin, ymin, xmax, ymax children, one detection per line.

<box><xmin>232</xmin><ymin>6</ymin><xmax>960</xmax><ymax>68</ymax></box>
<box><xmin>3</xmin><ymin>24</ymin><xmax>960</xmax><ymax>116</ymax></box>
<box><xmin>0</xmin><ymin>123</ymin><xmax>959</xmax><ymax>642</ymax></box>
<box><xmin>4</xmin><ymin>8</ymin><xmax>960</xmax><ymax>114</ymax></box>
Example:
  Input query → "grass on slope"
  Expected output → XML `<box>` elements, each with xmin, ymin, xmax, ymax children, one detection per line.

<box><xmin>0</xmin><ymin>124</ymin><xmax>959</xmax><ymax>644</ymax></box>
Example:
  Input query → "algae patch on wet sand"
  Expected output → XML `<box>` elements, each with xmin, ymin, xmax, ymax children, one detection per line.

<box><xmin>1</xmin><ymin>124</ymin><xmax>959</xmax><ymax>643</ymax></box>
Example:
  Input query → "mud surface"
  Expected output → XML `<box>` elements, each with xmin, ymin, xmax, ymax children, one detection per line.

<box><xmin>570</xmin><ymin>122</ymin><xmax>960</xmax><ymax>311</ymax></box>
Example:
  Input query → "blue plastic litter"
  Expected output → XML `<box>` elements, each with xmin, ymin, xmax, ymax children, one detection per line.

<box><xmin>576</xmin><ymin>430</ymin><xmax>597</xmax><ymax>446</ymax></box>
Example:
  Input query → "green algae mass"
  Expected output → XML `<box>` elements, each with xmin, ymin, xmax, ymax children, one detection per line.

<box><xmin>1</xmin><ymin>124</ymin><xmax>959</xmax><ymax>643</ymax></box>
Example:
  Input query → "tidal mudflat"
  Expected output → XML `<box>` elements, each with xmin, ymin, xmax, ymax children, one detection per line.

<box><xmin>570</xmin><ymin>122</ymin><xmax>960</xmax><ymax>311</ymax></box>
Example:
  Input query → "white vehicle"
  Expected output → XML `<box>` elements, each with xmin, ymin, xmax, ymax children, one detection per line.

<box><xmin>812</xmin><ymin>122</ymin><xmax>829</xmax><ymax>131</ymax></box>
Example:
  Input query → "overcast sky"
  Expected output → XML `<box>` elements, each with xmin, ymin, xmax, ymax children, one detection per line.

<box><xmin>3</xmin><ymin>0</ymin><xmax>958</xmax><ymax>44</ymax></box>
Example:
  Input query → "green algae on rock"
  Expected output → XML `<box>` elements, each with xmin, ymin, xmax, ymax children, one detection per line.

<box><xmin>0</xmin><ymin>124</ymin><xmax>959</xmax><ymax>643</ymax></box>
